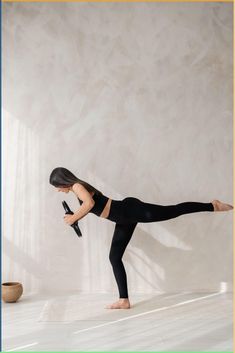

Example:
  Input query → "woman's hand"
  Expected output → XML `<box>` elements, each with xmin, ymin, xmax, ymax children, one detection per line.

<box><xmin>63</xmin><ymin>214</ymin><xmax>76</xmax><ymax>226</ymax></box>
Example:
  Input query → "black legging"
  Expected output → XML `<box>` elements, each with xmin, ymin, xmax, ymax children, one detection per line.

<box><xmin>107</xmin><ymin>197</ymin><xmax>214</xmax><ymax>298</ymax></box>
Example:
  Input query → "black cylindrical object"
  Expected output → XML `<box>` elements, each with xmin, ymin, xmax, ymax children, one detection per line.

<box><xmin>62</xmin><ymin>200</ymin><xmax>82</xmax><ymax>237</ymax></box>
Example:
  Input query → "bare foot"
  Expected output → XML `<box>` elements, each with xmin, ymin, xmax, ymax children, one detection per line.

<box><xmin>105</xmin><ymin>298</ymin><xmax>131</xmax><ymax>309</ymax></box>
<box><xmin>212</xmin><ymin>199</ymin><xmax>233</xmax><ymax>212</ymax></box>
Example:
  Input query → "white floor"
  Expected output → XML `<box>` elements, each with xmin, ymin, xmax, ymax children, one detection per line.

<box><xmin>2</xmin><ymin>291</ymin><xmax>233</xmax><ymax>352</ymax></box>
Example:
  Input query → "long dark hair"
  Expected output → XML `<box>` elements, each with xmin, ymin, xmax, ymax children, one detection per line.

<box><xmin>49</xmin><ymin>167</ymin><xmax>103</xmax><ymax>202</ymax></box>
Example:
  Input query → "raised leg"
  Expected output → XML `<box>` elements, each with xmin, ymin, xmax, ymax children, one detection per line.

<box><xmin>121</xmin><ymin>197</ymin><xmax>215</xmax><ymax>223</ymax></box>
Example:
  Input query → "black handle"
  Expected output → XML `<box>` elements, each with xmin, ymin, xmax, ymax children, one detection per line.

<box><xmin>62</xmin><ymin>200</ymin><xmax>82</xmax><ymax>237</ymax></box>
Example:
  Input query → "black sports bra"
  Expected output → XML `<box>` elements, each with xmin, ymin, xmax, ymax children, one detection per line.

<box><xmin>77</xmin><ymin>192</ymin><xmax>109</xmax><ymax>216</ymax></box>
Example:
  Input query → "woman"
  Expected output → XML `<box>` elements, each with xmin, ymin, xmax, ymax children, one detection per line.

<box><xmin>49</xmin><ymin>167</ymin><xmax>233</xmax><ymax>309</ymax></box>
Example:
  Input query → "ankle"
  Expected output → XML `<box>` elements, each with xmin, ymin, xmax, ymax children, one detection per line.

<box><xmin>212</xmin><ymin>200</ymin><xmax>218</xmax><ymax>211</ymax></box>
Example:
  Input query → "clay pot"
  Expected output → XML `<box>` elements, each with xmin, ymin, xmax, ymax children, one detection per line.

<box><xmin>2</xmin><ymin>282</ymin><xmax>23</xmax><ymax>303</ymax></box>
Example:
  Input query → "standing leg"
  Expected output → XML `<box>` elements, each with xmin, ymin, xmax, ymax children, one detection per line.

<box><xmin>107</xmin><ymin>222</ymin><xmax>138</xmax><ymax>309</ymax></box>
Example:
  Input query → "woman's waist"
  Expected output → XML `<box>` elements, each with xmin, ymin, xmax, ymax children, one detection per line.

<box><xmin>99</xmin><ymin>198</ymin><xmax>112</xmax><ymax>218</ymax></box>
<box><xmin>107</xmin><ymin>198</ymin><xmax>128</xmax><ymax>221</ymax></box>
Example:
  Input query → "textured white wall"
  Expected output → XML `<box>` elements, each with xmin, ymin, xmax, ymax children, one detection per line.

<box><xmin>2</xmin><ymin>2</ymin><xmax>233</xmax><ymax>296</ymax></box>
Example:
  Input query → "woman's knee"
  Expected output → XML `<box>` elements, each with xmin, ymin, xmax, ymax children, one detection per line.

<box><xmin>109</xmin><ymin>251</ymin><xmax>122</xmax><ymax>266</ymax></box>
